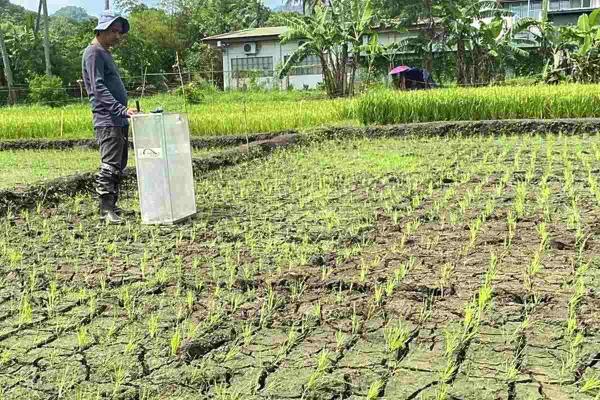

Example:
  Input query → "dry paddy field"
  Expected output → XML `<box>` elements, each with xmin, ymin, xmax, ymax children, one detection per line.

<box><xmin>0</xmin><ymin>133</ymin><xmax>598</xmax><ymax>399</ymax></box>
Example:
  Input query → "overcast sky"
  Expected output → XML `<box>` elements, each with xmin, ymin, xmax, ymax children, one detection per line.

<box><xmin>10</xmin><ymin>0</ymin><xmax>282</xmax><ymax>16</ymax></box>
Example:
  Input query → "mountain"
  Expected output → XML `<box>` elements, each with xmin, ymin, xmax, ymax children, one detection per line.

<box><xmin>52</xmin><ymin>6</ymin><xmax>92</xmax><ymax>22</ymax></box>
<box><xmin>0</xmin><ymin>0</ymin><xmax>34</xmax><ymax>21</ymax></box>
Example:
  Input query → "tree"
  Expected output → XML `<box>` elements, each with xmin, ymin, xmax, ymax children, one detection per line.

<box><xmin>279</xmin><ymin>4</ymin><xmax>346</xmax><ymax>97</ymax></box>
<box><xmin>0</xmin><ymin>24</ymin><xmax>16</xmax><ymax>104</ymax></box>
<box><xmin>49</xmin><ymin>17</ymin><xmax>96</xmax><ymax>84</ymax></box>
<box><xmin>345</xmin><ymin>0</ymin><xmax>376</xmax><ymax>94</ymax></box>
<box><xmin>112</xmin><ymin>0</ymin><xmax>146</xmax><ymax>14</ymax></box>
<box><xmin>112</xmin><ymin>7</ymin><xmax>184</xmax><ymax>81</ymax></box>
<box><xmin>279</xmin><ymin>0</ymin><xmax>376</xmax><ymax>97</ymax></box>
<box><xmin>440</xmin><ymin>0</ymin><xmax>512</xmax><ymax>84</ymax></box>
<box><xmin>545</xmin><ymin>9</ymin><xmax>600</xmax><ymax>83</ymax></box>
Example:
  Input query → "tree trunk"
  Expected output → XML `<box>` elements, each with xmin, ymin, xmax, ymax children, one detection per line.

<box><xmin>339</xmin><ymin>43</ymin><xmax>349</xmax><ymax>97</ymax></box>
<box><xmin>0</xmin><ymin>27</ymin><xmax>16</xmax><ymax>105</ymax></box>
<box><xmin>350</xmin><ymin>49</ymin><xmax>360</xmax><ymax>96</ymax></box>
<box><xmin>456</xmin><ymin>38</ymin><xmax>466</xmax><ymax>85</ymax></box>
<box><xmin>319</xmin><ymin>53</ymin><xmax>336</xmax><ymax>98</ymax></box>
<box><xmin>41</xmin><ymin>0</ymin><xmax>52</xmax><ymax>77</ymax></box>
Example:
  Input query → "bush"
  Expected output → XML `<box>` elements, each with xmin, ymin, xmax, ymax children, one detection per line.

<box><xmin>28</xmin><ymin>75</ymin><xmax>68</xmax><ymax>106</ymax></box>
<box><xmin>176</xmin><ymin>79</ymin><xmax>218</xmax><ymax>104</ymax></box>
<box><xmin>496</xmin><ymin>76</ymin><xmax>542</xmax><ymax>87</ymax></box>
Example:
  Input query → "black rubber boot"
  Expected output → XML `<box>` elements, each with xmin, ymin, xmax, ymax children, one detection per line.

<box><xmin>99</xmin><ymin>194</ymin><xmax>124</xmax><ymax>225</ymax></box>
<box><xmin>113</xmin><ymin>192</ymin><xmax>134</xmax><ymax>216</ymax></box>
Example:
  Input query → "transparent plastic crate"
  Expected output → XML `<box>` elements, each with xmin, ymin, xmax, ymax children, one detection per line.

<box><xmin>131</xmin><ymin>113</ymin><xmax>196</xmax><ymax>224</ymax></box>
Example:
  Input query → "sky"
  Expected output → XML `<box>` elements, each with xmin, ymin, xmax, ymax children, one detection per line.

<box><xmin>10</xmin><ymin>0</ymin><xmax>282</xmax><ymax>16</ymax></box>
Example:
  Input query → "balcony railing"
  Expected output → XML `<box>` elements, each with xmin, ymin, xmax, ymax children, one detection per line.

<box><xmin>504</xmin><ymin>0</ymin><xmax>600</xmax><ymax>21</ymax></box>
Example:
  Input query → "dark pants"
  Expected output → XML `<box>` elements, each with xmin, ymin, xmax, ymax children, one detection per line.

<box><xmin>95</xmin><ymin>126</ymin><xmax>129</xmax><ymax>197</ymax></box>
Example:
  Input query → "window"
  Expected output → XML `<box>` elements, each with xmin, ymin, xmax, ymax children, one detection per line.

<box><xmin>530</xmin><ymin>1</ymin><xmax>542</xmax><ymax>18</ymax></box>
<box><xmin>231</xmin><ymin>57</ymin><xmax>273</xmax><ymax>78</ymax></box>
<box><xmin>284</xmin><ymin>55</ymin><xmax>323</xmax><ymax>76</ymax></box>
<box><xmin>573</xmin><ymin>0</ymin><xmax>592</xmax><ymax>7</ymax></box>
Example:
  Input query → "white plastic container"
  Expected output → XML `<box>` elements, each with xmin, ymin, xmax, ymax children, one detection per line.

<box><xmin>131</xmin><ymin>113</ymin><xmax>196</xmax><ymax>224</ymax></box>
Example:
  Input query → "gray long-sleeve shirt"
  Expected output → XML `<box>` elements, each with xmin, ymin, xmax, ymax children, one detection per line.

<box><xmin>82</xmin><ymin>43</ymin><xmax>129</xmax><ymax>128</ymax></box>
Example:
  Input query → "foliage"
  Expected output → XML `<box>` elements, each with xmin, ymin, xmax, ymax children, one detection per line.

<box><xmin>279</xmin><ymin>0</ymin><xmax>377</xmax><ymax>98</ymax></box>
<box><xmin>49</xmin><ymin>17</ymin><xmax>97</xmax><ymax>85</ymax></box>
<box><xmin>176</xmin><ymin>79</ymin><xmax>218</xmax><ymax>104</ymax></box>
<box><xmin>545</xmin><ymin>10</ymin><xmax>600</xmax><ymax>83</ymax></box>
<box><xmin>27</xmin><ymin>74</ymin><xmax>67</xmax><ymax>106</ymax></box>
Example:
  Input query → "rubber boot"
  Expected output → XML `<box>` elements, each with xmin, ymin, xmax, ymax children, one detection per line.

<box><xmin>99</xmin><ymin>194</ymin><xmax>124</xmax><ymax>225</ymax></box>
<box><xmin>113</xmin><ymin>192</ymin><xmax>134</xmax><ymax>216</ymax></box>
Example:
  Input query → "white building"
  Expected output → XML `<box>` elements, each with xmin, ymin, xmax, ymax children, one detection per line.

<box><xmin>203</xmin><ymin>27</ymin><xmax>324</xmax><ymax>90</ymax></box>
<box><xmin>203</xmin><ymin>26</ymin><xmax>421</xmax><ymax>90</ymax></box>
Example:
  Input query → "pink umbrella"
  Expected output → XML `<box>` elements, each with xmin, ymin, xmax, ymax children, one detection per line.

<box><xmin>389</xmin><ymin>65</ymin><xmax>410</xmax><ymax>75</ymax></box>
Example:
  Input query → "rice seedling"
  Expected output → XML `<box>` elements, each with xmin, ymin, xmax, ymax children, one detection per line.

<box><xmin>580</xmin><ymin>375</ymin><xmax>600</xmax><ymax>396</ymax></box>
<box><xmin>0</xmin><ymin>133</ymin><xmax>597</xmax><ymax>398</ymax></box>
<box><xmin>438</xmin><ymin>263</ymin><xmax>455</xmax><ymax>297</ymax></box>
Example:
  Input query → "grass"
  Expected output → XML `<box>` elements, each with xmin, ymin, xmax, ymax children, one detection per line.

<box><xmin>2</xmin><ymin>83</ymin><xmax>600</xmax><ymax>140</ymax></box>
<box><xmin>0</xmin><ymin>133</ymin><xmax>598</xmax><ymax>398</ymax></box>
<box><xmin>0</xmin><ymin>148</ymin><xmax>221</xmax><ymax>190</ymax></box>
<box><xmin>0</xmin><ymin>91</ymin><xmax>354</xmax><ymax>140</ymax></box>
<box><xmin>354</xmin><ymin>84</ymin><xmax>600</xmax><ymax>125</ymax></box>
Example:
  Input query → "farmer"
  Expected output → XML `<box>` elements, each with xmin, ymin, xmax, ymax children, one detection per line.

<box><xmin>82</xmin><ymin>11</ymin><xmax>136</xmax><ymax>224</ymax></box>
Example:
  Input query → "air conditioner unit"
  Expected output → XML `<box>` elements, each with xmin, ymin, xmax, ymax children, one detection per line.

<box><xmin>243</xmin><ymin>42</ymin><xmax>257</xmax><ymax>55</ymax></box>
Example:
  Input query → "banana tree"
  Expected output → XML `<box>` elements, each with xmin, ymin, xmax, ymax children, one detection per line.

<box><xmin>470</xmin><ymin>16</ymin><xmax>532</xmax><ymax>83</ymax></box>
<box><xmin>344</xmin><ymin>0</ymin><xmax>376</xmax><ymax>94</ymax></box>
<box><xmin>278</xmin><ymin>0</ymin><xmax>376</xmax><ymax>97</ymax></box>
<box><xmin>549</xmin><ymin>9</ymin><xmax>600</xmax><ymax>82</ymax></box>
<box><xmin>278</xmin><ymin>3</ymin><xmax>348</xmax><ymax>97</ymax></box>
<box><xmin>441</xmin><ymin>0</ymin><xmax>511</xmax><ymax>84</ymax></box>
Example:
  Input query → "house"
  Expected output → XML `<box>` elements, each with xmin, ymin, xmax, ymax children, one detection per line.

<box><xmin>500</xmin><ymin>0</ymin><xmax>600</xmax><ymax>25</ymax></box>
<box><xmin>203</xmin><ymin>27</ymin><xmax>323</xmax><ymax>90</ymax></box>
<box><xmin>204</xmin><ymin>2</ymin><xmax>600</xmax><ymax>91</ymax></box>
<box><xmin>202</xmin><ymin>24</ymin><xmax>423</xmax><ymax>90</ymax></box>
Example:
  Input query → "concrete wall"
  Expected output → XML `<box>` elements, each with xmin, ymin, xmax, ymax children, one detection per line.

<box><xmin>221</xmin><ymin>39</ymin><xmax>323</xmax><ymax>90</ymax></box>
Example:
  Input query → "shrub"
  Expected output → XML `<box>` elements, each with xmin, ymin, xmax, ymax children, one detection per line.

<box><xmin>28</xmin><ymin>75</ymin><xmax>68</xmax><ymax>106</ymax></box>
<box><xmin>176</xmin><ymin>79</ymin><xmax>218</xmax><ymax>104</ymax></box>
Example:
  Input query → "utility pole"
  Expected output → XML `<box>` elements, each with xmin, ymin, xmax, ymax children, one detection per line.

<box><xmin>40</xmin><ymin>0</ymin><xmax>52</xmax><ymax>76</ymax></box>
<box><xmin>105</xmin><ymin>0</ymin><xmax>110</xmax><ymax>10</ymax></box>
<box><xmin>0</xmin><ymin>26</ymin><xmax>17</xmax><ymax>105</ymax></box>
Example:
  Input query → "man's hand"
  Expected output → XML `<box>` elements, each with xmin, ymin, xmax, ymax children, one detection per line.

<box><xmin>126</xmin><ymin>108</ymin><xmax>138</xmax><ymax>117</ymax></box>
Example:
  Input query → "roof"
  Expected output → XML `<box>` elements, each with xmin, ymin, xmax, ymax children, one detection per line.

<box><xmin>203</xmin><ymin>26</ymin><xmax>289</xmax><ymax>42</ymax></box>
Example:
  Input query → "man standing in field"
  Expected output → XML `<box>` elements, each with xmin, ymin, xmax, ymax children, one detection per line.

<box><xmin>82</xmin><ymin>11</ymin><xmax>136</xmax><ymax>224</ymax></box>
